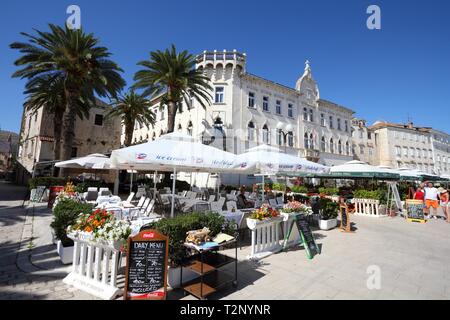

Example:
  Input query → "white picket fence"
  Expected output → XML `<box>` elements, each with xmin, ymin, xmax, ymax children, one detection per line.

<box><xmin>246</xmin><ymin>217</ymin><xmax>284</xmax><ymax>260</ymax></box>
<box><xmin>353</xmin><ymin>198</ymin><xmax>387</xmax><ymax>218</ymax></box>
<box><xmin>63</xmin><ymin>235</ymin><xmax>122</xmax><ymax>300</ymax></box>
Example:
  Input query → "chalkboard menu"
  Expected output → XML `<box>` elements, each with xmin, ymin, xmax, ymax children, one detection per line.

<box><xmin>406</xmin><ymin>200</ymin><xmax>425</xmax><ymax>221</ymax></box>
<box><xmin>340</xmin><ymin>205</ymin><xmax>352</xmax><ymax>232</ymax></box>
<box><xmin>295</xmin><ymin>215</ymin><xmax>320</xmax><ymax>259</ymax></box>
<box><xmin>124</xmin><ymin>230</ymin><xmax>169</xmax><ymax>300</ymax></box>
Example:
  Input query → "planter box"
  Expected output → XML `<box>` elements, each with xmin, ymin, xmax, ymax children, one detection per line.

<box><xmin>319</xmin><ymin>218</ymin><xmax>337</xmax><ymax>231</ymax></box>
<box><xmin>246</xmin><ymin>216</ymin><xmax>284</xmax><ymax>260</ymax></box>
<box><xmin>167</xmin><ymin>266</ymin><xmax>200</xmax><ymax>289</ymax></box>
<box><xmin>57</xmin><ymin>240</ymin><xmax>74</xmax><ymax>265</ymax></box>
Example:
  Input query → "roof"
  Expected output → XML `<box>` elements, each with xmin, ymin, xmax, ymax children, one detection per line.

<box><xmin>242</xmin><ymin>72</ymin><xmax>300</xmax><ymax>95</ymax></box>
<box><xmin>369</xmin><ymin>121</ymin><xmax>432</xmax><ymax>133</ymax></box>
<box><xmin>318</xmin><ymin>99</ymin><xmax>355</xmax><ymax>115</ymax></box>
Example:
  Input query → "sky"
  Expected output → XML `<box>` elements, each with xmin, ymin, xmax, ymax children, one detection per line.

<box><xmin>0</xmin><ymin>0</ymin><xmax>449</xmax><ymax>134</ymax></box>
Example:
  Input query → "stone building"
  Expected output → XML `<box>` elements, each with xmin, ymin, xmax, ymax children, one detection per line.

<box><xmin>351</xmin><ymin>118</ymin><xmax>376</xmax><ymax>164</ymax></box>
<box><xmin>126</xmin><ymin>50</ymin><xmax>355</xmax><ymax>186</ymax></box>
<box><xmin>430</xmin><ymin>129</ymin><xmax>450</xmax><ymax>176</ymax></box>
<box><xmin>16</xmin><ymin>99</ymin><xmax>121</xmax><ymax>184</ymax></box>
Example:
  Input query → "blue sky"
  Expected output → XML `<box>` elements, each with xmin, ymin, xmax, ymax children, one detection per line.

<box><xmin>1</xmin><ymin>0</ymin><xmax>449</xmax><ymax>133</ymax></box>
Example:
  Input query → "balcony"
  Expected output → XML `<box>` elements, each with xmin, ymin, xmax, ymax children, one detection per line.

<box><xmin>303</xmin><ymin>149</ymin><xmax>320</xmax><ymax>162</ymax></box>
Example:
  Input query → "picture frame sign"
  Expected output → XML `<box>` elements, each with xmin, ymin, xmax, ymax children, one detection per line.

<box><xmin>295</xmin><ymin>214</ymin><xmax>321</xmax><ymax>259</ymax></box>
<box><xmin>405</xmin><ymin>200</ymin><xmax>425</xmax><ymax>223</ymax></box>
<box><xmin>124</xmin><ymin>230</ymin><xmax>169</xmax><ymax>300</ymax></box>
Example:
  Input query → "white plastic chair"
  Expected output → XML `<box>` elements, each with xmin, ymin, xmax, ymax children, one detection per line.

<box><xmin>269</xmin><ymin>199</ymin><xmax>278</xmax><ymax>208</ymax></box>
<box><xmin>226</xmin><ymin>201</ymin><xmax>238</xmax><ymax>212</ymax></box>
<box><xmin>276</xmin><ymin>196</ymin><xmax>284</xmax><ymax>206</ymax></box>
<box><xmin>99</xmin><ymin>188</ymin><xmax>111</xmax><ymax>196</ymax></box>
<box><xmin>126</xmin><ymin>192</ymin><xmax>135</xmax><ymax>203</ymax></box>
<box><xmin>208</xmin><ymin>195</ymin><xmax>216</xmax><ymax>203</ymax></box>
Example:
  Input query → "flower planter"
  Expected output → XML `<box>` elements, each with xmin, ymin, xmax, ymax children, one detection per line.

<box><xmin>246</xmin><ymin>216</ymin><xmax>284</xmax><ymax>260</ymax></box>
<box><xmin>167</xmin><ymin>266</ymin><xmax>200</xmax><ymax>289</ymax></box>
<box><xmin>319</xmin><ymin>218</ymin><xmax>337</xmax><ymax>231</ymax></box>
<box><xmin>57</xmin><ymin>240</ymin><xmax>74</xmax><ymax>265</ymax></box>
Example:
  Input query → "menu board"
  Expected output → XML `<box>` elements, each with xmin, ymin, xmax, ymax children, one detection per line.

<box><xmin>295</xmin><ymin>215</ymin><xmax>320</xmax><ymax>259</ymax></box>
<box><xmin>406</xmin><ymin>200</ymin><xmax>425</xmax><ymax>221</ymax></box>
<box><xmin>340</xmin><ymin>205</ymin><xmax>352</xmax><ymax>232</ymax></box>
<box><xmin>124</xmin><ymin>230</ymin><xmax>169</xmax><ymax>300</ymax></box>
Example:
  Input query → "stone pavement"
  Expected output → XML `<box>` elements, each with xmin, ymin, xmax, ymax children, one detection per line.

<box><xmin>1</xmin><ymin>180</ymin><xmax>450</xmax><ymax>300</ymax></box>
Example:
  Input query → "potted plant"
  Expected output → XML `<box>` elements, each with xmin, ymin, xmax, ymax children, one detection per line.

<box><xmin>318</xmin><ymin>198</ymin><xmax>339</xmax><ymax>230</ymax></box>
<box><xmin>144</xmin><ymin>212</ymin><xmax>235</xmax><ymax>288</ymax></box>
<box><xmin>51</xmin><ymin>198</ymin><xmax>94</xmax><ymax>264</ymax></box>
<box><xmin>247</xmin><ymin>204</ymin><xmax>283</xmax><ymax>229</ymax></box>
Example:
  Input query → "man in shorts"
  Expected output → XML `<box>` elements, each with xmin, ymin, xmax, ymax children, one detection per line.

<box><xmin>424</xmin><ymin>182</ymin><xmax>440</xmax><ymax>219</ymax></box>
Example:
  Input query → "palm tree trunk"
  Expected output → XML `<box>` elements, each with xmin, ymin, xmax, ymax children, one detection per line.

<box><xmin>124</xmin><ymin>122</ymin><xmax>134</xmax><ymax>147</ymax></box>
<box><xmin>167</xmin><ymin>101</ymin><xmax>178</xmax><ymax>133</ymax></box>
<box><xmin>52</xmin><ymin>110</ymin><xmax>64</xmax><ymax>177</ymax></box>
<box><xmin>60</xmin><ymin>91</ymin><xmax>78</xmax><ymax>177</ymax></box>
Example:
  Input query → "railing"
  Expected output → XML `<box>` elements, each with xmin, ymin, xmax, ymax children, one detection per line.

<box><xmin>246</xmin><ymin>217</ymin><xmax>283</xmax><ymax>260</ymax></box>
<box><xmin>353</xmin><ymin>198</ymin><xmax>386</xmax><ymax>218</ymax></box>
<box><xmin>303</xmin><ymin>149</ymin><xmax>320</xmax><ymax>160</ymax></box>
<box><xmin>63</xmin><ymin>234</ymin><xmax>122</xmax><ymax>300</ymax></box>
<box><xmin>196</xmin><ymin>50</ymin><xmax>246</xmax><ymax>64</ymax></box>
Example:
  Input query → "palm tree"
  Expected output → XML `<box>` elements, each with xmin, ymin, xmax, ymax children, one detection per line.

<box><xmin>107</xmin><ymin>90</ymin><xmax>156</xmax><ymax>147</ymax></box>
<box><xmin>10</xmin><ymin>24</ymin><xmax>125</xmax><ymax>166</ymax></box>
<box><xmin>23</xmin><ymin>75</ymin><xmax>90</xmax><ymax>175</ymax></box>
<box><xmin>133</xmin><ymin>45</ymin><xmax>212</xmax><ymax>133</ymax></box>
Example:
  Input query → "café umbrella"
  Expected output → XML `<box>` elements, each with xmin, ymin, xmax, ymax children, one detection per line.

<box><xmin>55</xmin><ymin>153</ymin><xmax>110</xmax><ymax>169</ymax></box>
<box><xmin>110</xmin><ymin>132</ymin><xmax>250</xmax><ymax>217</ymax></box>
<box><xmin>329</xmin><ymin>160</ymin><xmax>400</xmax><ymax>179</ymax></box>
<box><xmin>235</xmin><ymin>144</ymin><xmax>330</xmax><ymax>199</ymax></box>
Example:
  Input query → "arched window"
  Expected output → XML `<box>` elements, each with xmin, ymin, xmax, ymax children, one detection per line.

<box><xmin>310</xmin><ymin>133</ymin><xmax>314</xmax><ymax>150</ymax></box>
<box><xmin>304</xmin><ymin>133</ymin><xmax>309</xmax><ymax>149</ymax></box>
<box><xmin>262</xmin><ymin>124</ymin><xmax>270</xmax><ymax>144</ymax></box>
<box><xmin>321</xmin><ymin>136</ymin><xmax>326</xmax><ymax>152</ymax></box>
<box><xmin>248</xmin><ymin>122</ymin><xmax>255</xmax><ymax>141</ymax></box>
<box><xmin>187</xmin><ymin>122</ymin><xmax>193</xmax><ymax>136</ymax></box>
<box><xmin>160</xmin><ymin>129</ymin><xmax>164</xmax><ymax>137</ymax></box>
<box><xmin>277</xmin><ymin>129</ymin><xmax>283</xmax><ymax>146</ymax></box>
<box><xmin>338</xmin><ymin>140</ymin><xmax>342</xmax><ymax>155</ymax></box>
<box><xmin>152</xmin><ymin>132</ymin><xmax>156</xmax><ymax>141</ymax></box>
<box><xmin>309</xmin><ymin>109</ymin><xmax>314</xmax><ymax>122</ymax></box>
<box><xmin>287</xmin><ymin>132</ymin><xmax>294</xmax><ymax>147</ymax></box>
<box><xmin>346</xmin><ymin>141</ymin><xmax>350</xmax><ymax>155</ymax></box>
<box><xmin>177</xmin><ymin>124</ymin><xmax>182</xmax><ymax>132</ymax></box>
<box><xmin>303</xmin><ymin>108</ymin><xmax>308</xmax><ymax>121</ymax></box>
<box><xmin>330</xmin><ymin>138</ymin><xmax>335</xmax><ymax>154</ymax></box>
<box><xmin>146</xmin><ymin>134</ymin><xmax>149</xmax><ymax>141</ymax></box>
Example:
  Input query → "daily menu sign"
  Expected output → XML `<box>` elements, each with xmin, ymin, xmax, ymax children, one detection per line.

<box><xmin>405</xmin><ymin>200</ymin><xmax>426</xmax><ymax>223</ymax></box>
<box><xmin>339</xmin><ymin>205</ymin><xmax>352</xmax><ymax>233</ymax></box>
<box><xmin>294</xmin><ymin>215</ymin><xmax>321</xmax><ymax>260</ymax></box>
<box><xmin>124</xmin><ymin>230</ymin><xmax>169</xmax><ymax>300</ymax></box>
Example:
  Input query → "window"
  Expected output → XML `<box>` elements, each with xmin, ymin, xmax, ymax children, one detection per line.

<box><xmin>248</xmin><ymin>122</ymin><xmax>255</xmax><ymax>141</ymax></box>
<box><xmin>215</xmin><ymin>86</ymin><xmax>224</xmax><ymax>103</ymax></box>
<box><xmin>263</xmin><ymin>96</ymin><xmax>269</xmax><ymax>112</ymax></box>
<box><xmin>94</xmin><ymin>114</ymin><xmax>103</xmax><ymax>126</ymax></box>
<box><xmin>304</xmin><ymin>133</ymin><xmax>309</xmax><ymax>149</ymax></box>
<box><xmin>329</xmin><ymin>116</ymin><xmax>334</xmax><ymax>129</ymax></box>
<box><xmin>417</xmin><ymin>148</ymin><xmax>421</xmax><ymax>158</ymax></box>
<box><xmin>262</xmin><ymin>125</ymin><xmax>270</xmax><ymax>144</ymax></box>
<box><xmin>152</xmin><ymin>133</ymin><xmax>156</xmax><ymax>141</ymax></box>
<box><xmin>248</xmin><ymin>92</ymin><xmax>255</xmax><ymax>108</ymax></box>
<box><xmin>187</xmin><ymin>122</ymin><xmax>193</xmax><ymax>136</ymax></box>
<box><xmin>410</xmin><ymin>148</ymin><xmax>415</xmax><ymax>158</ymax></box>
<box><xmin>368</xmin><ymin>132</ymin><xmax>372</xmax><ymax>140</ymax></box>
<box><xmin>320</xmin><ymin>114</ymin><xmax>326</xmax><ymax>126</ymax></box>
<box><xmin>359</xmin><ymin>130</ymin><xmax>363</xmax><ymax>139</ymax></box>
<box><xmin>288</xmin><ymin>104</ymin><xmax>294</xmax><ymax>118</ymax></box>
<box><xmin>330</xmin><ymin>138</ymin><xmax>335</xmax><ymax>153</ymax></box>
<box><xmin>346</xmin><ymin>141</ymin><xmax>350</xmax><ymax>155</ymax></box>
<box><xmin>403</xmin><ymin>147</ymin><xmax>408</xmax><ymax>157</ymax></box>
<box><xmin>177</xmin><ymin>124</ymin><xmax>182</xmax><ymax>132</ymax></box>
<box><xmin>276</xmin><ymin>100</ymin><xmax>282</xmax><ymax>115</ymax></box>
<box><xmin>310</xmin><ymin>134</ymin><xmax>314</xmax><ymax>150</ymax></box>
<box><xmin>338</xmin><ymin>140</ymin><xmax>342</xmax><ymax>154</ymax></box>
<box><xmin>396</xmin><ymin>146</ymin><xmax>401</xmax><ymax>157</ymax></box>
<box><xmin>277</xmin><ymin>129</ymin><xmax>283</xmax><ymax>146</ymax></box>
<box><xmin>360</xmin><ymin>145</ymin><xmax>365</xmax><ymax>155</ymax></box>
<box><xmin>160</xmin><ymin>108</ymin><xmax>165</xmax><ymax>121</ymax></box>
<box><xmin>303</xmin><ymin>108</ymin><xmax>308</xmax><ymax>121</ymax></box>
<box><xmin>71</xmin><ymin>147</ymin><xmax>78</xmax><ymax>158</ymax></box>
<box><xmin>345</xmin><ymin>120</ymin><xmax>349</xmax><ymax>132</ymax></box>
<box><xmin>369</xmin><ymin>147</ymin><xmax>373</xmax><ymax>156</ymax></box>
<box><xmin>309</xmin><ymin>109</ymin><xmax>314</xmax><ymax>122</ymax></box>
<box><xmin>321</xmin><ymin>137</ymin><xmax>326</xmax><ymax>152</ymax></box>
<box><xmin>287</xmin><ymin>132</ymin><xmax>294</xmax><ymax>147</ymax></box>
<box><xmin>337</xmin><ymin>118</ymin><xmax>341</xmax><ymax>131</ymax></box>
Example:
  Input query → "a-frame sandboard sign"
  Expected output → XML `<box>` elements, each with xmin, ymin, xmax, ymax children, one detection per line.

<box><xmin>339</xmin><ymin>204</ymin><xmax>354</xmax><ymax>233</ymax></box>
<box><xmin>283</xmin><ymin>213</ymin><xmax>321</xmax><ymax>259</ymax></box>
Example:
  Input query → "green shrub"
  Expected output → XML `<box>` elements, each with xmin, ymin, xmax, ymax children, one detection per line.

<box><xmin>29</xmin><ymin>177</ymin><xmax>69</xmax><ymax>190</ymax></box>
<box><xmin>353</xmin><ymin>189</ymin><xmax>387</xmax><ymax>205</ymax></box>
<box><xmin>74</xmin><ymin>181</ymin><xmax>108</xmax><ymax>193</ymax></box>
<box><xmin>144</xmin><ymin>212</ymin><xmax>236</xmax><ymax>267</ymax></box>
<box><xmin>291</xmin><ymin>185</ymin><xmax>308</xmax><ymax>194</ymax></box>
<box><xmin>319</xmin><ymin>198</ymin><xmax>339</xmax><ymax>220</ymax></box>
<box><xmin>272</xmin><ymin>183</ymin><xmax>286</xmax><ymax>191</ymax></box>
<box><xmin>50</xmin><ymin>198</ymin><xmax>94</xmax><ymax>247</ymax></box>
<box><xmin>319</xmin><ymin>187</ymin><xmax>339</xmax><ymax>196</ymax></box>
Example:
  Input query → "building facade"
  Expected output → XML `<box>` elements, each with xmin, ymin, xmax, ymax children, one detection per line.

<box><xmin>16</xmin><ymin>100</ymin><xmax>121</xmax><ymax>182</ymax></box>
<box><xmin>126</xmin><ymin>50</ymin><xmax>355</xmax><ymax>186</ymax></box>
<box><xmin>351</xmin><ymin>118</ymin><xmax>376</xmax><ymax>164</ymax></box>
<box><xmin>430</xmin><ymin>129</ymin><xmax>450</xmax><ymax>176</ymax></box>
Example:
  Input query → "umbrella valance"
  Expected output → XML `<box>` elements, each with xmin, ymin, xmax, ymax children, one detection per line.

<box><xmin>328</xmin><ymin>160</ymin><xmax>400</xmax><ymax>180</ymax></box>
<box><xmin>55</xmin><ymin>154</ymin><xmax>111</xmax><ymax>169</ymax></box>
